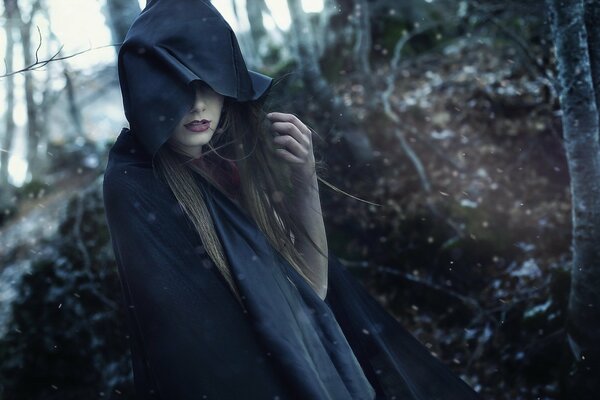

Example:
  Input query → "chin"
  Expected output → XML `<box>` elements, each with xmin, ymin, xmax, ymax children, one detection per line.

<box><xmin>188</xmin><ymin>136</ymin><xmax>213</xmax><ymax>146</ymax></box>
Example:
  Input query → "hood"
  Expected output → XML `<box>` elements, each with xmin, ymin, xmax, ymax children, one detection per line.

<box><xmin>117</xmin><ymin>0</ymin><xmax>274</xmax><ymax>161</ymax></box>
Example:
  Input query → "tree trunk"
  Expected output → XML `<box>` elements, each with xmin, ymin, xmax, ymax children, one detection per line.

<box><xmin>13</xmin><ymin>0</ymin><xmax>43</xmax><ymax>182</ymax></box>
<box><xmin>246</xmin><ymin>0</ymin><xmax>269</xmax><ymax>66</ymax></box>
<box><xmin>34</xmin><ymin>7</ymin><xmax>67</xmax><ymax>176</ymax></box>
<box><xmin>585</xmin><ymin>0</ymin><xmax>600</xmax><ymax>118</ymax></box>
<box><xmin>21</xmin><ymin>25</ymin><xmax>39</xmax><ymax>182</ymax></box>
<box><xmin>1</xmin><ymin>0</ymin><xmax>17</xmax><ymax>187</ymax></box>
<box><xmin>224</xmin><ymin>0</ymin><xmax>255</xmax><ymax>69</ymax></box>
<box><xmin>103</xmin><ymin>0</ymin><xmax>141</xmax><ymax>55</ymax></box>
<box><xmin>546</xmin><ymin>0</ymin><xmax>600</xmax><ymax>397</ymax></box>
<box><xmin>316</xmin><ymin>0</ymin><xmax>337</xmax><ymax>59</ymax></box>
<box><xmin>353</xmin><ymin>0</ymin><xmax>372</xmax><ymax>77</ymax></box>
<box><xmin>286</xmin><ymin>0</ymin><xmax>374</xmax><ymax>164</ymax></box>
<box><xmin>63</xmin><ymin>64</ymin><xmax>84</xmax><ymax>137</ymax></box>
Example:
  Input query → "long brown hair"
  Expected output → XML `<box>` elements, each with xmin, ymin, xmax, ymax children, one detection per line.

<box><xmin>153</xmin><ymin>84</ymin><xmax>328</xmax><ymax>308</ymax></box>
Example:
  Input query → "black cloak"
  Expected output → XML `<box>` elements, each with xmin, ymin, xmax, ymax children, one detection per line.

<box><xmin>103</xmin><ymin>128</ymin><xmax>481</xmax><ymax>400</ymax></box>
<box><xmin>103</xmin><ymin>0</ymin><xmax>482</xmax><ymax>399</ymax></box>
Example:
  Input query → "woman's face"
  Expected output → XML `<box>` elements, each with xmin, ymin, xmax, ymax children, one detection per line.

<box><xmin>167</xmin><ymin>80</ymin><xmax>225</xmax><ymax>158</ymax></box>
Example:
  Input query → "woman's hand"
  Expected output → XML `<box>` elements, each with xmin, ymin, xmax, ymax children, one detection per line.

<box><xmin>267</xmin><ymin>112</ymin><xmax>328</xmax><ymax>299</ymax></box>
<box><xmin>267</xmin><ymin>112</ymin><xmax>316</xmax><ymax>185</ymax></box>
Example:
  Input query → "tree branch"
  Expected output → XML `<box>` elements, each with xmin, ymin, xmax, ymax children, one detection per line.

<box><xmin>0</xmin><ymin>40</ymin><xmax>120</xmax><ymax>79</ymax></box>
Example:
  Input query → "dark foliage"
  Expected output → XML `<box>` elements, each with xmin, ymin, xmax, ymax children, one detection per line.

<box><xmin>296</xmin><ymin>17</ymin><xmax>569</xmax><ymax>393</ymax></box>
<box><xmin>0</xmin><ymin>180</ymin><xmax>133</xmax><ymax>400</ymax></box>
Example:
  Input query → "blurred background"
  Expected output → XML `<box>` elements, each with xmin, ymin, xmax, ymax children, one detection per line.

<box><xmin>0</xmin><ymin>0</ymin><xmax>593</xmax><ymax>399</ymax></box>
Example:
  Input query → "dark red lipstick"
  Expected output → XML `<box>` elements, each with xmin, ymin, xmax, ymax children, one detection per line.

<box><xmin>185</xmin><ymin>119</ymin><xmax>211</xmax><ymax>133</ymax></box>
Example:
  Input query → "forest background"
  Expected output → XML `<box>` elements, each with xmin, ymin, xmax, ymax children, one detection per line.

<box><xmin>1</xmin><ymin>0</ymin><xmax>599</xmax><ymax>399</ymax></box>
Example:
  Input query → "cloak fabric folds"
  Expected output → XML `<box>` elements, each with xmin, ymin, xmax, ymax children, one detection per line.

<box><xmin>103</xmin><ymin>128</ymin><xmax>481</xmax><ymax>400</ymax></box>
<box><xmin>103</xmin><ymin>129</ymin><xmax>291</xmax><ymax>399</ymax></box>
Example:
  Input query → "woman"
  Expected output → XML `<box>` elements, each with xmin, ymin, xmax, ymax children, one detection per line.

<box><xmin>161</xmin><ymin>79</ymin><xmax>330</xmax><ymax>308</ymax></box>
<box><xmin>103</xmin><ymin>0</ymin><xmax>481</xmax><ymax>399</ymax></box>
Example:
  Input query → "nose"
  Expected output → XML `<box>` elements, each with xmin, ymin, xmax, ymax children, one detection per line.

<box><xmin>190</xmin><ymin>94</ymin><xmax>207</xmax><ymax>113</ymax></box>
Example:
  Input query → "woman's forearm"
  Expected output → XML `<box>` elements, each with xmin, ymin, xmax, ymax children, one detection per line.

<box><xmin>292</xmin><ymin>173</ymin><xmax>329</xmax><ymax>300</ymax></box>
<box><xmin>264</xmin><ymin>111</ymin><xmax>328</xmax><ymax>299</ymax></box>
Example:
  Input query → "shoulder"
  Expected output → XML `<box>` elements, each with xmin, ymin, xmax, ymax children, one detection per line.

<box><xmin>103</xmin><ymin>130</ymin><xmax>177</xmax><ymax>219</ymax></box>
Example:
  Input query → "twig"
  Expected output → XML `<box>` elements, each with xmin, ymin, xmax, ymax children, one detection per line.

<box><xmin>0</xmin><ymin>42</ymin><xmax>121</xmax><ymax>78</ymax></box>
<box><xmin>404</xmin><ymin>124</ymin><xmax>467</xmax><ymax>172</ymax></box>
<box><xmin>340</xmin><ymin>257</ymin><xmax>483</xmax><ymax>312</ymax></box>
<box><xmin>471</xmin><ymin>0</ymin><xmax>560</xmax><ymax>97</ymax></box>
<box><xmin>33</xmin><ymin>25</ymin><xmax>43</xmax><ymax>67</ymax></box>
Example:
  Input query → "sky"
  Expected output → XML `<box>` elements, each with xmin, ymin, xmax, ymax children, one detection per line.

<box><xmin>1</xmin><ymin>0</ymin><xmax>324</xmax><ymax>186</ymax></box>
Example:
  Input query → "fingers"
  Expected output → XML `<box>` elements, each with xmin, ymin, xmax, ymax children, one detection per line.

<box><xmin>271</xmin><ymin>121</ymin><xmax>310</xmax><ymax>147</ymax></box>
<box><xmin>267</xmin><ymin>112</ymin><xmax>312</xmax><ymax>141</ymax></box>
<box><xmin>273</xmin><ymin>134</ymin><xmax>309</xmax><ymax>159</ymax></box>
<box><xmin>274</xmin><ymin>148</ymin><xmax>304</xmax><ymax>163</ymax></box>
<box><xmin>267</xmin><ymin>112</ymin><xmax>316</xmax><ymax>163</ymax></box>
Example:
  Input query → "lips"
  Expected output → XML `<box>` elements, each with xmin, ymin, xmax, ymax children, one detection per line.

<box><xmin>184</xmin><ymin>119</ymin><xmax>211</xmax><ymax>133</ymax></box>
<box><xmin>185</xmin><ymin>119</ymin><xmax>210</xmax><ymax>126</ymax></box>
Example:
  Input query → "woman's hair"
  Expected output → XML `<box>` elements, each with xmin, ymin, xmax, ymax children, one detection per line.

<box><xmin>153</xmin><ymin>81</ymin><xmax>328</xmax><ymax>307</ymax></box>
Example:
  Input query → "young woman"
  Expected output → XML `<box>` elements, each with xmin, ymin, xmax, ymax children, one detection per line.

<box><xmin>103</xmin><ymin>0</ymin><xmax>481</xmax><ymax>399</ymax></box>
<box><xmin>160</xmin><ymin>79</ymin><xmax>330</xmax><ymax>307</ymax></box>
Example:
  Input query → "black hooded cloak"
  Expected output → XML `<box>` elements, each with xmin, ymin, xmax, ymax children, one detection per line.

<box><xmin>103</xmin><ymin>1</ymin><xmax>482</xmax><ymax>399</ymax></box>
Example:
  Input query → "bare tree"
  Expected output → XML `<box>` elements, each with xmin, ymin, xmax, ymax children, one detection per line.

<box><xmin>103</xmin><ymin>0</ymin><xmax>141</xmax><ymax>54</ymax></box>
<box><xmin>245</xmin><ymin>0</ymin><xmax>269</xmax><ymax>68</ymax></box>
<box><xmin>352</xmin><ymin>0</ymin><xmax>372</xmax><ymax>78</ymax></box>
<box><xmin>546</xmin><ymin>0</ymin><xmax>600</xmax><ymax>397</ymax></box>
<box><xmin>585</xmin><ymin>0</ymin><xmax>600</xmax><ymax>114</ymax></box>
<box><xmin>1</xmin><ymin>0</ymin><xmax>17</xmax><ymax>188</ymax></box>
<box><xmin>11</xmin><ymin>0</ymin><xmax>45</xmax><ymax>181</ymax></box>
<box><xmin>314</xmin><ymin>0</ymin><xmax>338</xmax><ymax>59</ymax></box>
<box><xmin>35</xmin><ymin>6</ymin><xmax>76</xmax><ymax>176</ymax></box>
<box><xmin>286</xmin><ymin>0</ymin><xmax>374</xmax><ymax>164</ymax></box>
<box><xmin>63</xmin><ymin>64</ymin><xmax>84</xmax><ymax>137</ymax></box>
